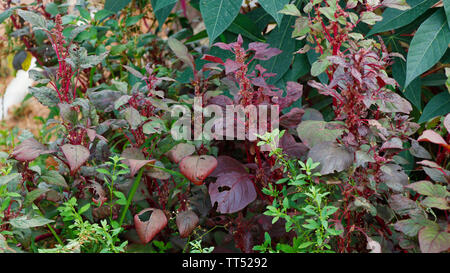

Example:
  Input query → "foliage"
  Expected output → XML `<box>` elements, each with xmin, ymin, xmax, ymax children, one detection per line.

<box><xmin>0</xmin><ymin>0</ymin><xmax>448</xmax><ymax>253</ymax></box>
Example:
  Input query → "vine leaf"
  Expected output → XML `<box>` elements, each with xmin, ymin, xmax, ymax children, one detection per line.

<box><xmin>134</xmin><ymin>208</ymin><xmax>168</xmax><ymax>244</ymax></box>
<box><xmin>405</xmin><ymin>8</ymin><xmax>450</xmax><ymax>88</ymax></box>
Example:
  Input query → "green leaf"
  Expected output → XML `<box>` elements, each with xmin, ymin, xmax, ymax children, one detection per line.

<box><xmin>9</xmin><ymin>215</ymin><xmax>54</xmax><ymax>229</ymax></box>
<box><xmin>391</xmin><ymin>43</ymin><xmax>422</xmax><ymax>110</ymax></box>
<box><xmin>104</xmin><ymin>0</ymin><xmax>131</xmax><ymax>12</ymax></box>
<box><xmin>17</xmin><ymin>9</ymin><xmax>47</xmax><ymax>30</ymax></box>
<box><xmin>259</xmin><ymin>5</ymin><xmax>299</xmax><ymax>84</ymax></box>
<box><xmin>30</xmin><ymin>86</ymin><xmax>59</xmax><ymax>107</ymax></box>
<box><xmin>227</xmin><ymin>14</ymin><xmax>265</xmax><ymax>42</ymax></box>
<box><xmin>151</xmin><ymin>0</ymin><xmax>177</xmax><ymax>28</ymax></box>
<box><xmin>24</xmin><ymin>188</ymin><xmax>49</xmax><ymax>207</ymax></box>
<box><xmin>258</xmin><ymin>0</ymin><xmax>289</xmax><ymax>25</ymax></box>
<box><xmin>444</xmin><ymin>0</ymin><xmax>450</xmax><ymax>29</ymax></box>
<box><xmin>0</xmin><ymin>9</ymin><xmax>13</xmax><ymax>24</ymax></box>
<box><xmin>199</xmin><ymin>0</ymin><xmax>242</xmax><ymax>44</ymax></box>
<box><xmin>421</xmin><ymin>197</ymin><xmax>450</xmax><ymax>210</ymax></box>
<box><xmin>368</xmin><ymin>0</ymin><xmax>438</xmax><ymax>35</ymax></box>
<box><xmin>0</xmin><ymin>173</ymin><xmax>20</xmax><ymax>186</ymax></box>
<box><xmin>418</xmin><ymin>91</ymin><xmax>450</xmax><ymax>123</ymax></box>
<box><xmin>296</xmin><ymin>120</ymin><xmax>344</xmax><ymax>148</ymax></box>
<box><xmin>40</xmin><ymin>170</ymin><xmax>68</xmax><ymax>189</ymax></box>
<box><xmin>405</xmin><ymin>8</ymin><xmax>450</xmax><ymax>88</ymax></box>
<box><xmin>418</xmin><ymin>222</ymin><xmax>450</xmax><ymax>253</ymax></box>
<box><xmin>168</xmin><ymin>37</ymin><xmax>195</xmax><ymax>70</ymax></box>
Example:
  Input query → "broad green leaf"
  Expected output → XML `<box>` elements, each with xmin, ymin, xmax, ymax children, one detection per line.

<box><xmin>30</xmin><ymin>86</ymin><xmax>59</xmax><ymax>107</ymax></box>
<box><xmin>24</xmin><ymin>188</ymin><xmax>49</xmax><ymax>207</ymax></box>
<box><xmin>227</xmin><ymin>14</ymin><xmax>265</xmax><ymax>42</ymax></box>
<box><xmin>421</xmin><ymin>196</ymin><xmax>450</xmax><ymax>210</ymax></box>
<box><xmin>418</xmin><ymin>91</ymin><xmax>450</xmax><ymax>123</ymax></box>
<box><xmin>405</xmin><ymin>8</ymin><xmax>450</xmax><ymax>88</ymax></box>
<box><xmin>9</xmin><ymin>215</ymin><xmax>54</xmax><ymax>229</ymax></box>
<box><xmin>296</xmin><ymin>120</ymin><xmax>344</xmax><ymax>148</ymax></box>
<box><xmin>168</xmin><ymin>37</ymin><xmax>195</xmax><ymax>70</ymax></box>
<box><xmin>0</xmin><ymin>173</ymin><xmax>20</xmax><ymax>186</ymax></box>
<box><xmin>17</xmin><ymin>9</ymin><xmax>47</xmax><ymax>30</ymax></box>
<box><xmin>444</xmin><ymin>0</ymin><xmax>450</xmax><ymax>29</ymax></box>
<box><xmin>259</xmin><ymin>4</ymin><xmax>299</xmax><ymax>84</ymax></box>
<box><xmin>151</xmin><ymin>0</ymin><xmax>177</xmax><ymax>29</ymax></box>
<box><xmin>104</xmin><ymin>0</ymin><xmax>131</xmax><ymax>12</ymax></box>
<box><xmin>40</xmin><ymin>170</ymin><xmax>68</xmax><ymax>189</ymax></box>
<box><xmin>391</xmin><ymin>44</ymin><xmax>422</xmax><ymax>110</ymax></box>
<box><xmin>258</xmin><ymin>0</ymin><xmax>289</xmax><ymax>25</ymax></box>
<box><xmin>199</xmin><ymin>0</ymin><xmax>242</xmax><ymax>44</ymax></box>
<box><xmin>405</xmin><ymin>180</ymin><xmax>449</xmax><ymax>197</ymax></box>
<box><xmin>0</xmin><ymin>9</ymin><xmax>13</xmax><ymax>24</ymax></box>
<box><xmin>368</xmin><ymin>0</ymin><xmax>438</xmax><ymax>35</ymax></box>
<box><xmin>418</xmin><ymin>222</ymin><xmax>450</xmax><ymax>253</ymax></box>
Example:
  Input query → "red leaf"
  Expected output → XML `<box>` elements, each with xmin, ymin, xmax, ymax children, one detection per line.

<box><xmin>179</xmin><ymin>155</ymin><xmax>218</xmax><ymax>185</ymax></box>
<box><xmin>208</xmin><ymin>171</ymin><xmax>256</xmax><ymax>214</ymax></box>
<box><xmin>121</xmin><ymin>147</ymin><xmax>155</xmax><ymax>176</ymax></box>
<box><xmin>202</xmin><ymin>54</ymin><xmax>224</xmax><ymax>65</ymax></box>
<box><xmin>166</xmin><ymin>143</ymin><xmax>195</xmax><ymax>164</ymax></box>
<box><xmin>176</xmin><ymin>210</ymin><xmax>199</xmax><ymax>238</ymax></box>
<box><xmin>418</xmin><ymin>130</ymin><xmax>449</xmax><ymax>150</ymax></box>
<box><xmin>61</xmin><ymin>144</ymin><xmax>90</xmax><ymax>173</ymax></box>
<box><xmin>134</xmin><ymin>208</ymin><xmax>168</xmax><ymax>244</ymax></box>
<box><xmin>10</xmin><ymin>138</ymin><xmax>53</xmax><ymax>162</ymax></box>
<box><xmin>280</xmin><ymin>107</ymin><xmax>305</xmax><ymax>129</ymax></box>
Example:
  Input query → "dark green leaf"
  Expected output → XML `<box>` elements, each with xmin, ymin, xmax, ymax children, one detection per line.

<box><xmin>418</xmin><ymin>91</ymin><xmax>450</xmax><ymax>123</ymax></box>
<box><xmin>104</xmin><ymin>0</ymin><xmax>131</xmax><ymax>12</ymax></box>
<box><xmin>405</xmin><ymin>8</ymin><xmax>450</xmax><ymax>88</ymax></box>
<box><xmin>258</xmin><ymin>0</ymin><xmax>289</xmax><ymax>25</ymax></box>
<box><xmin>368</xmin><ymin>0</ymin><xmax>438</xmax><ymax>35</ymax></box>
<box><xmin>199</xmin><ymin>0</ymin><xmax>242</xmax><ymax>44</ymax></box>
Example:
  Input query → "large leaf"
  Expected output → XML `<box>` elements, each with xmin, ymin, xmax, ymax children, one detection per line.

<box><xmin>179</xmin><ymin>155</ymin><xmax>217</xmax><ymax>185</ymax></box>
<box><xmin>40</xmin><ymin>170</ymin><xmax>68</xmax><ymax>189</ymax></box>
<box><xmin>61</xmin><ymin>144</ymin><xmax>90</xmax><ymax>173</ymax></box>
<box><xmin>134</xmin><ymin>208</ymin><xmax>167</xmax><ymax>244</ymax></box>
<box><xmin>405</xmin><ymin>8</ymin><xmax>450</xmax><ymax>88</ymax></box>
<box><xmin>166</xmin><ymin>143</ymin><xmax>195</xmax><ymax>164</ymax></box>
<box><xmin>307</xmin><ymin>142</ymin><xmax>354</xmax><ymax>175</ymax></box>
<box><xmin>259</xmin><ymin>7</ymin><xmax>299</xmax><ymax>83</ymax></box>
<box><xmin>368</xmin><ymin>0</ymin><xmax>438</xmax><ymax>35</ymax></box>
<box><xmin>258</xmin><ymin>0</ymin><xmax>289</xmax><ymax>25</ymax></box>
<box><xmin>209</xmin><ymin>171</ymin><xmax>256</xmax><ymax>214</ymax></box>
<box><xmin>380</xmin><ymin>164</ymin><xmax>409</xmax><ymax>192</ymax></box>
<box><xmin>151</xmin><ymin>0</ymin><xmax>177</xmax><ymax>28</ymax></box>
<box><xmin>17</xmin><ymin>9</ymin><xmax>47</xmax><ymax>30</ymax></box>
<box><xmin>444</xmin><ymin>0</ymin><xmax>450</xmax><ymax>29</ymax></box>
<box><xmin>199</xmin><ymin>0</ymin><xmax>242</xmax><ymax>44</ymax></box>
<box><xmin>418</xmin><ymin>91</ymin><xmax>450</xmax><ymax>123</ymax></box>
<box><xmin>11</xmin><ymin>138</ymin><xmax>52</xmax><ymax>162</ymax></box>
<box><xmin>296</xmin><ymin>120</ymin><xmax>345</xmax><ymax>148</ymax></box>
<box><xmin>9</xmin><ymin>215</ymin><xmax>54</xmax><ymax>229</ymax></box>
<box><xmin>418</xmin><ymin>222</ymin><xmax>450</xmax><ymax>253</ymax></box>
<box><xmin>30</xmin><ymin>86</ymin><xmax>59</xmax><ymax>107</ymax></box>
<box><xmin>104</xmin><ymin>0</ymin><xmax>131</xmax><ymax>12</ymax></box>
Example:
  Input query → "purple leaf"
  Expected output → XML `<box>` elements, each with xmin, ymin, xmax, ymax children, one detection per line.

<box><xmin>210</xmin><ymin>156</ymin><xmax>247</xmax><ymax>177</ymax></box>
<box><xmin>280</xmin><ymin>107</ymin><xmax>305</xmax><ymax>129</ymax></box>
<box><xmin>10</xmin><ymin>138</ymin><xmax>53</xmax><ymax>162</ymax></box>
<box><xmin>61</xmin><ymin>144</ymin><xmax>90</xmax><ymax>173</ymax></box>
<box><xmin>224</xmin><ymin>59</ymin><xmax>242</xmax><ymax>75</ymax></box>
<box><xmin>134</xmin><ymin>208</ymin><xmax>167</xmax><ymax>244</ymax></box>
<box><xmin>121</xmin><ymin>147</ymin><xmax>155</xmax><ymax>177</ymax></box>
<box><xmin>209</xmin><ymin>171</ymin><xmax>256</xmax><ymax>214</ymax></box>
<box><xmin>176</xmin><ymin>210</ymin><xmax>199</xmax><ymax>238</ymax></box>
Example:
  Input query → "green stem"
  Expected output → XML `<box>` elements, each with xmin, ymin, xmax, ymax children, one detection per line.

<box><xmin>118</xmin><ymin>167</ymin><xmax>145</xmax><ymax>227</ymax></box>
